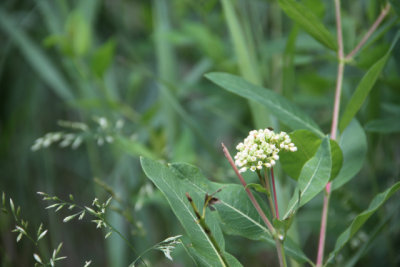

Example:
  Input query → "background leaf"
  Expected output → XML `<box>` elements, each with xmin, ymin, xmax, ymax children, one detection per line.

<box><xmin>277</xmin><ymin>0</ymin><xmax>337</xmax><ymax>50</ymax></box>
<box><xmin>327</xmin><ymin>181</ymin><xmax>400</xmax><ymax>264</ymax></box>
<box><xmin>205</xmin><ymin>72</ymin><xmax>323</xmax><ymax>137</ymax></box>
<box><xmin>364</xmin><ymin>117</ymin><xmax>400</xmax><ymax>133</ymax></box>
<box><xmin>332</xmin><ymin>120</ymin><xmax>367</xmax><ymax>190</ymax></box>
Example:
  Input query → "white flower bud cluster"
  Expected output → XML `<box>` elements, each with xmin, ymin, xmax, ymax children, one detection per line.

<box><xmin>234</xmin><ymin>129</ymin><xmax>297</xmax><ymax>173</ymax></box>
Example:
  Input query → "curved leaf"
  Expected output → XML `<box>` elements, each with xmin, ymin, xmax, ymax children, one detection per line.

<box><xmin>277</xmin><ymin>0</ymin><xmax>337</xmax><ymax>51</ymax></box>
<box><xmin>327</xmin><ymin>181</ymin><xmax>400</xmax><ymax>264</ymax></box>
<box><xmin>284</xmin><ymin>137</ymin><xmax>332</xmax><ymax>219</ymax></box>
<box><xmin>205</xmin><ymin>72</ymin><xmax>323</xmax><ymax>137</ymax></box>
<box><xmin>339</xmin><ymin>32</ymin><xmax>400</xmax><ymax>132</ymax></box>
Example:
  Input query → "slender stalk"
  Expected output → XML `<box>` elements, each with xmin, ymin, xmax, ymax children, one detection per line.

<box><xmin>270</xmin><ymin>168</ymin><xmax>280</xmax><ymax>219</ymax></box>
<box><xmin>258</xmin><ymin>170</ymin><xmax>276</xmax><ymax>218</ymax></box>
<box><xmin>316</xmin><ymin>0</ymin><xmax>344</xmax><ymax>266</ymax></box>
<box><xmin>222</xmin><ymin>143</ymin><xmax>274</xmax><ymax>232</ymax></box>
<box><xmin>186</xmin><ymin>193</ymin><xmax>230</xmax><ymax>267</ymax></box>
<box><xmin>222</xmin><ymin>143</ymin><xmax>287</xmax><ymax>267</ymax></box>
<box><xmin>345</xmin><ymin>3</ymin><xmax>391</xmax><ymax>60</ymax></box>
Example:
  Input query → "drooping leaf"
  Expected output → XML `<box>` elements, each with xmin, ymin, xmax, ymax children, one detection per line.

<box><xmin>339</xmin><ymin>32</ymin><xmax>400</xmax><ymax>132</ymax></box>
<box><xmin>327</xmin><ymin>181</ymin><xmax>400</xmax><ymax>264</ymax></box>
<box><xmin>169</xmin><ymin>162</ymin><xmax>312</xmax><ymax>265</ymax></box>
<box><xmin>140</xmin><ymin>158</ymin><xmax>242</xmax><ymax>267</ymax></box>
<box><xmin>284</xmin><ymin>137</ymin><xmax>332</xmax><ymax>219</ymax></box>
<box><xmin>277</xmin><ymin>0</ymin><xmax>337</xmax><ymax>51</ymax></box>
<box><xmin>280</xmin><ymin>130</ymin><xmax>342</xmax><ymax>181</ymax></box>
<box><xmin>364</xmin><ymin>117</ymin><xmax>400</xmax><ymax>133</ymax></box>
<box><xmin>205</xmin><ymin>73</ymin><xmax>323</xmax><ymax>137</ymax></box>
<box><xmin>332</xmin><ymin>120</ymin><xmax>367</xmax><ymax>190</ymax></box>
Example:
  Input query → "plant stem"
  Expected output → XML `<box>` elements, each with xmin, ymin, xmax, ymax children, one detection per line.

<box><xmin>185</xmin><ymin>193</ymin><xmax>230</xmax><ymax>267</ymax></box>
<box><xmin>316</xmin><ymin>0</ymin><xmax>344</xmax><ymax>266</ymax></box>
<box><xmin>258</xmin><ymin>170</ymin><xmax>276</xmax><ymax>218</ymax></box>
<box><xmin>316</xmin><ymin>4</ymin><xmax>391</xmax><ymax>266</ymax></box>
<box><xmin>222</xmin><ymin>143</ymin><xmax>287</xmax><ymax>267</ymax></box>
<box><xmin>222</xmin><ymin>143</ymin><xmax>274</xmax><ymax>232</ymax></box>
<box><xmin>345</xmin><ymin>3</ymin><xmax>391</xmax><ymax>60</ymax></box>
<box><xmin>276</xmin><ymin>238</ymin><xmax>288</xmax><ymax>267</ymax></box>
<box><xmin>270</xmin><ymin>168</ymin><xmax>280</xmax><ymax>219</ymax></box>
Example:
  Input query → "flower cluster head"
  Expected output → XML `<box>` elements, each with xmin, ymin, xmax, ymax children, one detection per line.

<box><xmin>234</xmin><ymin>128</ymin><xmax>297</xmax><ymax>173</ymax></box>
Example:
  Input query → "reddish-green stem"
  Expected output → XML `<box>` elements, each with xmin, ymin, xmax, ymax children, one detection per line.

<box><xmin>316</xmin><ymin>0</ymin><xmax>344</xmax><ymax>266</ymax></box>
<box><xmin>316</xmin><ymin>2</ymin><xmax>391</xmax><ymax>267</ymax></box>
<box><xmin>345</xmin><ymin>3</ymin><xmax>391</xmax><ymax>60</ymax></box>
<box><xmin>270</xmin><ymin>168</ymin><xmax>280</xmax><ymax>220</ymax></box>
<box><xmin>222</xmin><ymin>143</ymin><xmax>287</xmax><ymax>267</ymax></box>
<box><xmin>222</xmin><ymin>143</ymin><xmax>274</xmax><ymax>232</ymax></box>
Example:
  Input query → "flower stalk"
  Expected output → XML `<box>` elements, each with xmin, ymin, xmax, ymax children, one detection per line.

<box><xmin>222</xmin><ymin>143</ymin><xmax>287</xmax><ymax>267</ymax></box>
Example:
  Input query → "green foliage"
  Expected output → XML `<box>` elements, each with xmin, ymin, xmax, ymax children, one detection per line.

<box><xmin>205</xmin><ymin>73</ymin><xmax>323</xmax><ymax>137</ymax></box>
<box><xmin>339</xmin><ymin>32</ymin><xmax>400</xmax><ymax>132</ymax></box>
<box><xmin>327</xmin><ymin>181</ymin><xmax>400</xmax><ymax>264</ymax></box>
<box><xmin>332</xmin><ymin>120</ymin><xmax>367</xmax><ymax>190</ymax></box>
<box><xmin>277</xmin><ymin>0</ymin><xmax>337</xmax><ymax>50</ymax></box>
<box><xmin>280</xmin><ymin>130</ymin><xmax>342</xmax><ymax>181</ymax></box>
<box><xmin>1</xmin><ymin>0</ymin><xmax>399</xmax><ymax>266</ymax></box>
<box><xmin>284</xmin><ymin>137</ymin><xmax>332</xmax><ymax>218</ymax></box>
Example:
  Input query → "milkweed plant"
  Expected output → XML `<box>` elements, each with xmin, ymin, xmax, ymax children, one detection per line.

<box><xmin>2</xmin><ymin>1</ymin><xmax>400</xmax><ymax>267</ymax></box>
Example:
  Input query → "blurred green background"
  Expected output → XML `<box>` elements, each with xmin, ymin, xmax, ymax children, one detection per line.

<box><xmin>1</xmin><ymin>0</ymin><xmax>399</xmax><ymax>266</ymax></box>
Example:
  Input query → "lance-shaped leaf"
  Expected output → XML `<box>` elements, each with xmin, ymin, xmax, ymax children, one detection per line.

<box><xmin>205</xmin><ymin>73</ymin><xmax>323</xmax><ymax>137</ymax></box>
<box><xmin>339</xmin><ymin>32</ymin><xmax>400</xmax><ymax>132</ymax></box>
<box><xmin>168</xmin><ymin>162</ymin><xmax>312</xmax><ymax>264</ymax></box>
<box><xmin>277</xmin><ymin>0</ymin><xmax>337</xmax><ymax>51</ymax></box>
<box><xmin>284</xmin><ymin>137</ymin><xmax>332</xmax><ymax>219</ymax></box>
<box><xmin>140</xmin><ymin>157</ymin><xmax>242</xmax><ymax>267</ymax></box>
<box><xmin>327</xmin><ymin>181</ymin><xmax>400</xmax><ymax>264</ymax></box>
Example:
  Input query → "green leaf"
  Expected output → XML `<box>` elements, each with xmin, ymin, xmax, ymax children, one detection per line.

<box><xmin>284</xmin><ymin>137</ymin><xmax>332</xmax><ymax>219</ymax></box>
<box><xmin>280</xmin><ymin>130</ymin><xmax>342</xmax><ymax>181</ymax></box>
<box><xmin>364</xmin><ymin>117</ymin><xmax>400</xmax><ymax>133</ymax></box>
<box><xmin>91</xmin><ymin>39</ymin><xmax>116</xmax><ymax>78</ymax></box>
<box><xmin>332</xmin><ymin>120</ymin><xmax>367</xmax><ymax>190</ymax></box>
<box><xmin>339</xmin><ymin>32</ymin><xmax>400</xmax><ymax>132</ymax></box>
<box><xmin>169</xmin><ymin>162</ymin><xmax>312</xmax><ymax>264</ymax></box>
<box><xmin>327</xmin><ymin>181</ymin><xmax>400</xmax><ymax>264</ymax></box>
<box><xmin>277</xmin><ymin>0</ymin><xmax>337</xmax><ymax>51</ymax></box>
<box><xmin>205</xmin><ymin>73</ymin><xmax>323</xmax><ymax>137</ymax></box>
<box><xmin>140</xmin><ymin>158</ymin><xmax>242</xmax><ymax>267</ymax></box>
